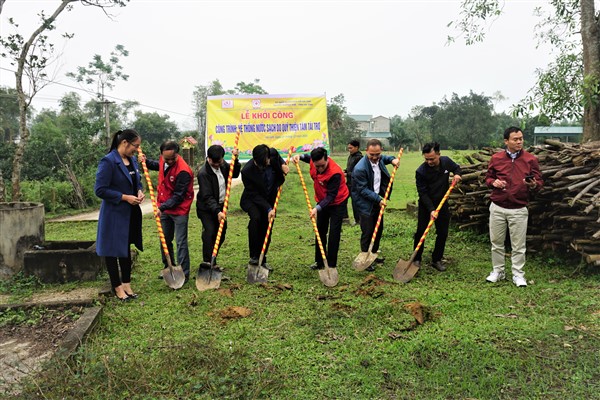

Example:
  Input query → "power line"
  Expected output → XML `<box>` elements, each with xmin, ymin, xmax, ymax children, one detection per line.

<box><xmin>0</xmin><ymin>66</ymin><xmax>197</xmax><ymax>119</ymax></box>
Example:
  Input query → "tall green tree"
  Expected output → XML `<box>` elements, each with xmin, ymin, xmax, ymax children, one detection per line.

<box><xmin>389</xmin><ymin>115</ymin><xmax>415</xmax><ymax>150</ymax></box>
<box><xmin>0</xmin><ymin>0</ymin><xmax>128</xmax><ymax>201</ymax></box>
<box><xmin>66</xmin><ymin>44</ymin><xmax>130</xmax><ymax>146</ymax></box>
<box><xmin>131</xmin><ymin>110</ymin><xmax>179</xmax><ymax>154</ymax></box>
<box><xmin>326</xmin><ymin>94</ymin><xmax>360</xmax><ymax>153</ymax></box>
<box><xmin>430</xmin><ymin>91</ymin><xmax>496</xmax><ymax>150</ymax></box>
<box><xmin>449</xmin><ymin>0</ymin><xmax>600</xmax><ymax>142</ymax></box>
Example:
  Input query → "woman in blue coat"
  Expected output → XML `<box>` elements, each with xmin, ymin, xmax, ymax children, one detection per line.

<box><xmin>95</xmin><ymin>129</ymin><xmax>144</xmax><ymax>301</ymax></box>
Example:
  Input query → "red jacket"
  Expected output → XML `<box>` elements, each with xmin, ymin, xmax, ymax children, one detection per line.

<box><xmin>485</xmin><ymin>150</ymin><xmax>543</xmax><ymax>209</ymax></box>
<box><xmin>157</xmin><ymin>156</ymin><xmax>194</xmax><ymax>215</ymax></box>
<box><xmin>309</xmin><ymin>158</ymin><xmax>349</xmax><ymax>206</ymax></box>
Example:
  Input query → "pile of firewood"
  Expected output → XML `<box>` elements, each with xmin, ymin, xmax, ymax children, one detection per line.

<box><xmin>449</xmin><ymin>139</ymin><xmax>600</xmax><ymax>266</ymax></box>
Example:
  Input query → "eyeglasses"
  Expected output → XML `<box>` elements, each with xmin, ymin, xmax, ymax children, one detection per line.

<box><xmin>128</xmin><ymin>142</ymin><xmax>141</xmax><ymax>149</ymax></box>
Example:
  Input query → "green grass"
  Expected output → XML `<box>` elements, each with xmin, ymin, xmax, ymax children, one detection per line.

<box><xmin>14</xmin><ymin>151</ymin><xmax>600</xmax><ymax>399</ymax></box>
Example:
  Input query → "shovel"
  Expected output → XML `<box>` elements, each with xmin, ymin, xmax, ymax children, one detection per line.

<box><xmin>138</xmin><ymin>146</ymin><xmax>186</xmax><ymax>290</ymax></box>
<box><xmin>247</xmin><ymin>148</ymin><xmax>294</xmax><ymax>284</ymax></box>
<box><xmin>393</xmin><ymin>180</ymin><xmax>457</xmax><ymax>283</ymax></box>
<box><xmin>196</xmin><ymin>129</ymin><xmax>241</xmax><ymax>291</ymax></box>
<box><xmin>294</xmin><ymin>155</ymin><xmax>339</xmax><ymax>287</ymax></box>
<box><xmin>353</xmin><ymin>148</ymin><xmax>404</xmax><ymax>271</ymax></box>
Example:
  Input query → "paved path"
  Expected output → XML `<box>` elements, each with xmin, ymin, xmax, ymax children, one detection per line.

<box><xmin>50</xmin><ymin>178</ymin><xmax>241</xmax><ymax>222</ymax></box>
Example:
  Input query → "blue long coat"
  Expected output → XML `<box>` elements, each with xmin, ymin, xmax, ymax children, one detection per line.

<box><xmin>95</xmin><ymin>149</ymin><xmax>144</xmax><ymax>257</ymax></box>
<box><xmin>351</xmin><ymin>155</ymin><xmax>396</xmax><ymax>216</ymax></box>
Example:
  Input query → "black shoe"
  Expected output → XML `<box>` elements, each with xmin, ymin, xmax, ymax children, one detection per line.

<box><xmin>199</xmin><ymin>262</ymin><xmax>211</xmax><ymax>270</ymax></box>
<box><xmin>157</xmin><ymin>273</ymin><xmax>164</xmax><ymax>279</ymax></box>
<box><xmin>124</xmin><ymin>292</ymin><xmax>138</xmax><ymax>299</ymax></box>
<box><xmin>310</xmin><ymin>262</ymin><xmax>324</xmax><ymax>270</ymax></box>
<box><xmin>431</xmin><ymin>260</ymin><xmax>447</xmax><ymax>271</ymax></box>
<box><xmin>365</xmin><ymin>264</ymin><xmax>376</xmax><ymax>272</ymax></box>
<box><xmin>115</xmin><ymin>294</ymin><xmax>131</xmax><ymax>302</ymax></box>
<box><xmin>262</xmin><ymin>263</ymin><xmax>273</xmax><ymax>272</ymax></box>
<box><xmin>249</xmin><ymin>258</ymin><xmax>259</xmax><ymax>266</ymax></box>
<box><xmin>375</xmin><ymin>256</ymin><xmax>385</xmax><ymax>264</ymax></box>
<box><xmin>413</xmin><ymin>260</ymin><xmax>421</xmax><ymax>268</ymax></box>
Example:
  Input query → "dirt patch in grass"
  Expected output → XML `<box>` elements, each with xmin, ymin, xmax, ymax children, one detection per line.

<box><xmin>354</xmin><ymin>274</ymin><xmax>388</xmax><ymax>298</ymax></box>
<box><xmin>0</xmin><ymin>306</ymin><xmax>84</xmax><ymax>395</ymax></box>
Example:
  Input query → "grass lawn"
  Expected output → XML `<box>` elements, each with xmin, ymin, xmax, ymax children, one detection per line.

<box><xmin>13</xmin><ymin>151</ymin><xmax>600</xmax><ymax>399</ymax></box>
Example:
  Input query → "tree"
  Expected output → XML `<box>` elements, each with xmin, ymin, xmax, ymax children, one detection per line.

<box><xmin>389</xmin><ymin>115</ymin><xmax>415</xmax><ymax>150</ymax></box>
<box><xmin>66</xmin><ymin>44</ymin><xmax>130</xmax><ymax>146</ymax></box>
<box><xmin>430</xmin><ymin>91</ymin><xmax>496</xmax><ymax>149</ymax></box>
<box><xmin>326</xmin><ymin>94</ymin><xmax>360</xmax><ymax>152</ymax></box>
<box><xmin>131</xmin><ymin>110</ymin><xmax>179</xmax><ymax>154</ymax></box>
<box><xmin>449</xmin><ymin>0</ymin><xmax>600</xmax><ymax>142</ymax></box>
<box><xmin>0</xmin><ymin>86</ymin><xmax>21</xmax><ymax>142</ymax></box>
<box><xmin>0</xmin><ymin>0</ymin><xmax>128</xmax><ymax>201</ymax></box>
<box><xmin>234</xmin><ymin>79</ymin><xmax>267</xmax><ymax>95</ymax></box>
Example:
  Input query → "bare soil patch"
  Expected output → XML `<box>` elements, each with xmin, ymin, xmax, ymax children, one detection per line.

<box><xmin>0</xmin><ymin>306</ymin><xmax>84</xmax><ymax>394</ymax></box>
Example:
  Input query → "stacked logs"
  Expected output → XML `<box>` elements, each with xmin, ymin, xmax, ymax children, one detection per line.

<box><xmin>449</xmin><ymin>139</ymin><xmax>600</xmax><ymax>266</ymax></box>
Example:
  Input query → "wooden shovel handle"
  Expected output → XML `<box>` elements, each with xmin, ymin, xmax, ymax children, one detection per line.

<box><xmin>368</xmin><ymin>147</ymin><xmax>404</xmax><ymax>248</ymax></box>
<box><xmin>294</xmin><ymin>151</ymin><xmax>329</xmax><ymax>268</ymax></box>
<box><xmin>211</xmin><ymin>129</ymin><xmax>241</xmax><ymax>259</ymax></box>
<box><xmin>138</xmin><ymin>146</ymin><xmax>173</xmax><ymax>266</ymax></box>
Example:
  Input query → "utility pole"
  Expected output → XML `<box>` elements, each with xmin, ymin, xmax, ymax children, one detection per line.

<box><xmin>101</xmin><ymin>100</ymin><xmax>114</xmax><ymax>148</ymax></box>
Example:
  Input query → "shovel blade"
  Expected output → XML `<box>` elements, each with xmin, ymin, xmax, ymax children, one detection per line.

<box><xmin>393</xmin><ymin>259</ymin><xmax>419</xmax><ymax>283</ymax></box>
<box><xmin>246</xmin><ymin>264</ymin><xmax>269</xmax><ymax>284</ymax></box>
<box><xmin>353</xmin><ymin>251</ymin><xmax>378</xmax><ymax>271</ymax></box>
<box><xmin>195</xmin><ymin>262</ymin><xmax>222</xmax><ymax>291</ymax></box>
<box><xmin>318</xmin><ymin>267</ymin><xmax>339</xmax><ymax>287</ymax></box>
<box><xmin>161</xmin><ymin>265</ymin><xmax>186</xmax><ymax>290</ymax></box>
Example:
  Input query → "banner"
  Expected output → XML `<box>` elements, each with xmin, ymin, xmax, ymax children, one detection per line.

<box><xmin>206</xmin><ymin>94</ymin><xmax>329</xmax><ymax>161</ymax></box>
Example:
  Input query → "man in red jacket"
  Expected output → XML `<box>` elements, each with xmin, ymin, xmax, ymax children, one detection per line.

<box><xmin>485</xmin><ymin>127</ymin><xmax>543</xmax><ymax>287</ymax></box>
<box><xmin>293</xmin><ymin>147</ymin><xmax>349</xmax><ymax>270</ymax></box>
<box><xmin>146</xmin><ymin>140</ymin><xmax>194</xmax><ymax>280</ymax></box>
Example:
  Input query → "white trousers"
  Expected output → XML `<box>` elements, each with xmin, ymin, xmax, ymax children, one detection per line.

<box><xmin>489</xmin><ymin>202</ymin><xmax>528</xmax><ymax>278</ymax></box>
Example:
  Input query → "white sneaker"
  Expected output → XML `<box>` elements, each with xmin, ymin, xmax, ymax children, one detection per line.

<box><xmin>512</xmin><ymin>276</ymin><xmax>527</xmax><ymax>287</ymax></box>
<box><xmin>485</xmin><ymin>271</ymin><xmax>505</xmax><ymax>283</ymax></box>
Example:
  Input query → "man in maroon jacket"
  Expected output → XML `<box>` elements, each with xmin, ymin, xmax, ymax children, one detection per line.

<box><xmin>485</xmin><ymin>127</ymin><xmax>543</xmax><ymax>287</ymax></box>
<box><xmin>294</xmin><ymin>147</ymin><xmax>349</xmax><ymax>270</ymax></box>
<box><xmin>146</xmin><ymin>140</ymin><xmax>194</xmax><ymax>280</ymax></box>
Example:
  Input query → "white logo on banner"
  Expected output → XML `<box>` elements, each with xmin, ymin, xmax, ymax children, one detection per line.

<box><xmin>222</xmin><ymin>100</ymin><xmax>233</xmax><ymax>109</ymax></box>
<box><xmin>252</xmin><ymin>99</ymin><xmax>261</xmax><ymax>108</ymax></box>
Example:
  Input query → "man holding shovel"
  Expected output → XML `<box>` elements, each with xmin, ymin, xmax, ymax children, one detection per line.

<box><xmin>196</xmin><ymin>145</ymin><xmax>240</xmax><ymax>268</ymax></box>
<box><xmin>351</xmin><ymin>139</ymin><xmax>400</xmax><ymax>271</ymax></box>
<box><xmin>293</xmin><ymin>147</ymin><xmax>349</xmax><ymax>270</ymax></box>
<box><xmin>144</xmin><ymin>140</ymin><xmax>194</xmax><ymax>281</ymax></box>
<box><xmin>412</xmin><ymin>142</ymin><xmax>462</xmax><ymax>272</ymax></box>
<box><xmin>240</xmin><ymin>145</ymin><xmax>289</xmax><ymax>270</ymax></box>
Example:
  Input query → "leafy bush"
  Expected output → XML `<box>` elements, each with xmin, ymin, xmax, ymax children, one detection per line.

<box><xmin>21</xmin><ymin>179</ymin><xmax>79</xmax><ymax>212</ymax></box>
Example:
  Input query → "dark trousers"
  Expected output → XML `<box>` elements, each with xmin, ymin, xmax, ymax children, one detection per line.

<box><xmin>414</xmin><ymin>205</ymin><xmax>450</xmax><ymax>263</ymax></box>
<box><xmin>198</xmin><ymin>206</ymin><xmax>227</xmax><ymax>263</ymax></box>
<box><xmin>246</xmin><ymin>204</ymin><xmax>271</xmax><ymax>260</ymax></box>
<box><xmin>315</xmin><ymin>201</ymin><xmax>347</xmax><ymax>268</ymax></box>
<box><xmin>105</xmin><ymin>255</ymin><xmax>132</xmax><ymax>289</ymax></box>
<box><xmin>360</xmin><ymin>207</ymin><xmax>384</xmax><ymax>253</ymax></box>
<box><xmin>160</xmin><ymin>213</ymin><xmax>190</xmax><ymax>277</ymax></box>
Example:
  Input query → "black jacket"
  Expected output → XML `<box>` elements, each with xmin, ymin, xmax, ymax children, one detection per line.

<box><xmin>415</xmin><ymin>156</ymin><xmax>462</xmax><ymax>213</ymax></box>
<box><xmin>240</xmin><ymin>152</ymin><xmax>286</xmax><ymax>213</ymax></box>
<box><xmin>196</xmin><ymin>159</ymin><xmax>241</xmax><ymax>217</ymax></box>
<box><xmin>345</xmin><ymin>151</ymin><xmax>363</xmax><ymax>187</ymax></box>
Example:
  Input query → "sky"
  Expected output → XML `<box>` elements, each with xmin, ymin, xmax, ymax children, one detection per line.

<box><xmin>0</xmin><ymin>0</ymin><xmax>559</xmax><ymax>131</ymax></box>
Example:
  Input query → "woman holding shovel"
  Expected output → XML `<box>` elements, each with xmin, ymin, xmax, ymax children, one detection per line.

<box><xmin>95</xmin><ymin>129</ymin><xmax>144</xmax><ymax>301</ymax></box>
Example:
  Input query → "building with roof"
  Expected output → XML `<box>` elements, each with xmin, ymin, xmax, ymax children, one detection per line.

<box><xmin>533</xmin><ymin>126</ymin><xmax>582</xmax><ymax>145</ymax></box>
<box><xmin>348</xmin><ymin>114</ymin><xmax>392</xmax><ymax>148</ymax></box>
